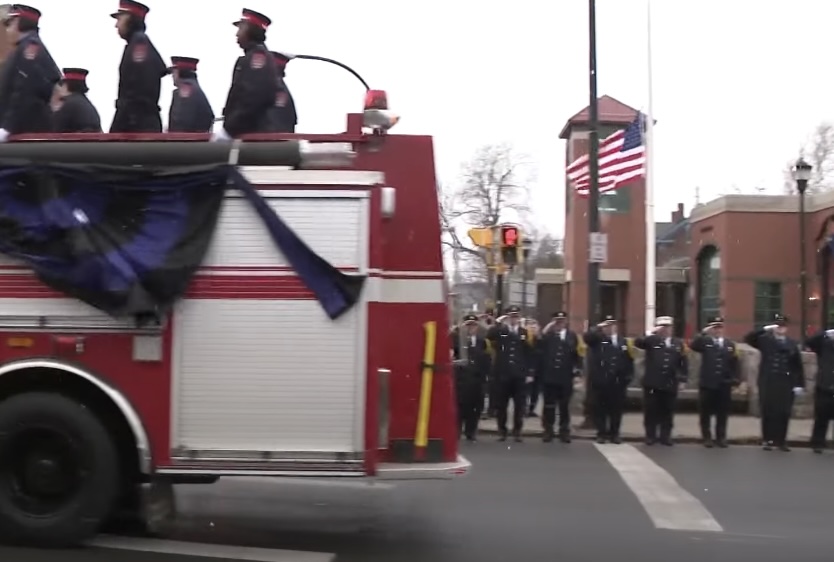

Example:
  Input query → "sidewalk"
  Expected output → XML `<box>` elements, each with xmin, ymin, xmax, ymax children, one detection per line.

<box><xmin>478</xmin><ymin>410</ymin><xmax>816</xmax><ymax>446</ymax></box>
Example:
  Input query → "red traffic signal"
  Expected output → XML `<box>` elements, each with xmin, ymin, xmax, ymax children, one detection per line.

<box><xmin>501</xmin><ymin>225</ymin><xmax>519</xmax><ymax>247</ymax></box>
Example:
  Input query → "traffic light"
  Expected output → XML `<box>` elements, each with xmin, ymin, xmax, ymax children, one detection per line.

<box><xmin>467</xmin><ymin>227</ymin><xmax>494</xmax><ymax>248</ymax></box>
<box><xmin>500</xmin><ymin>225</ymin><xmax>522</xmax><ymax>266</ymax></box>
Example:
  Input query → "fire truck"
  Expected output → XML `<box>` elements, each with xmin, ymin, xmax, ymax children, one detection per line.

<box><xmin>0</xmin><ymin>93</ymin><xmax>469</xmax><ymax>546</ymax></box>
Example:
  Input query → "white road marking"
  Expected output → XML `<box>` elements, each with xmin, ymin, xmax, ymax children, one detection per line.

<box><xmin>594</xmin><ymin>443</ymin><xmax>723</xmax><ymax>533</ymax></box>
<box><xmin>88</xmin><ymin>535</ymin><xmax>336</xmax><ymax>562</ymax></box>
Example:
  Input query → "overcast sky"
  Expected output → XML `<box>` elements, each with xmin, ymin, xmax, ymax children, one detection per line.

<box><xmin>29</xmin><ymin>1</ymin><xmax>834</xmax><ymax>235</ymax></box>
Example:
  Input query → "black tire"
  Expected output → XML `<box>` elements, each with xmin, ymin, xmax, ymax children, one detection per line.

<box><xmin>0</xmin><ymin>392</ymin><xmax>119</xmax><ymax>546</ymax></box>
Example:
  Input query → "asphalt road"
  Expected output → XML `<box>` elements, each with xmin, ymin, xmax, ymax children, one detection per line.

<box><xmin>3</xmin><ymin>439</ymin><xmax>834</xmax><ymax>561</ymax></box>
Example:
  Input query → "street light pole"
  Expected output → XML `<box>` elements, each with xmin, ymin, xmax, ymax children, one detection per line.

<box><xmin>587</xmin><ymin>0</ymin><xmax>601</xmax><ymax>326</ymax></box>
<box><xmin>793</xmin><ymin>158</ymin><xmax>812</xmax><ymax>338</ymax></box>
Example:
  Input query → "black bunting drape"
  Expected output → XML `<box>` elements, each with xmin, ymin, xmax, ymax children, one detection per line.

<box><xmin>0</xmin><ymin>163</ymin><xmax>364</xmax><ymax>320</ymax></box>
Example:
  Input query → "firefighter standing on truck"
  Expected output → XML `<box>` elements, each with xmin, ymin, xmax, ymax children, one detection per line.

<box><xmin>635</xmin><ymin>316</ymin><xmax>688</xmax><ymax>446</ymax></box>
<box><xmin>167</xmin><ymin>56</ymin><xmax>214</xmax><ymax>133</ymax></box>
<box><xmin>110</xmin><ymin>0</ymin><xmax>166</xmax><ymax>133</ymax></box>
<box><xmin>486</xmin><ymin>305</ymin><xmax>534</xmax><ymax>442</ymax></box>
<box><xmin>0</xmin><ymin>5</ymin><xmax>60</xmax><ymax>140</ymax></box>
<box><xmin>583</xmin><ymin>315</ymin><xmax>633</xmax><ymax>444</ymax></box>
<box><xmin>537</xmin><ymin>311</ymin><xmax>583</xmax><ymax>443</ymax></box>
<box><xmin>51</xmin><ymin>69</ymin><xmax>102</xmax><ymax>133</ymax></box>
<box><xmin>270</xmin><ymin>51</ymin><xmax>297</xmax><ymax>133</ymax></box>
<box><xmin>213</xmin><ymin>8</ymin><xmax>278</xmax><ymax>141</ymax></box>
<box><xmin>689</xmin><ymin>315</ymin><xmax>740</xmax><ymax>448</ymax></box>
<box><xmin>451</xmin><ymin>314</ymin><xmax>491</xmax><ymax>442</ymax></box>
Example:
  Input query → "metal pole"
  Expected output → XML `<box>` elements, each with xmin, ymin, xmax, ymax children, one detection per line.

<box><xmin>0</xmin><ymin>139</ymin><xmax>354</xmax><ymax>169</ymax></box>
<box><xmin>643</xmin><ymin>0</ymin><xmax>657</xmax><ymax>332</ymax></box>
<box><xmin>495</xmin><ymin>271</ymin><xmax>505</xmax><ymax>317</ymax></box>
<box><xmin>799</xmin><ymin>186</ymin><xmax>807</xmax><ymax>339</ymax></box>
<box><xmin>587</xmin><ymin>0</ymin><xmax>601</xmax><ymax>325</ymax></box>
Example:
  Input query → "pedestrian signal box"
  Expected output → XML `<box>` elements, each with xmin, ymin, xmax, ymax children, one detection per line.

<box><xmin>500</xmin><ymin>225</ymin><xmax>522</xmax><ymax>266</ymax></box>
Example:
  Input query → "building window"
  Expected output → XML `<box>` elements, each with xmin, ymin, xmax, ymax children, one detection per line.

<box><xmin>754</xmin><ymin>281</ymin><xmax>782</xmax><ymax>327</ymax></box>
<box><xmin>599</xmin><ymin>189</ymin><xmax>631</xmax><ymax>213</ymax></box>
<box><xmin>696</xmin><ymin>246</ymin><xmax>720</xmax><ymax>329</ymax></box>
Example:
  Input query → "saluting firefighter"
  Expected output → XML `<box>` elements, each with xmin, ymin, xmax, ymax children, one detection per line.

<box><xmin>270</xmin><ymin>51</ymin><xmax>297</xmax><ymax>133</ymax></box>
<box><xmin>805</xmin><ymin>326</ymin><xmax>834</xmax><ymax>453</ymax></box>
<box><xmin>167</xmin><ymin>57</ymin><xmax>214</xmax><ymax>133</ymax></box>
<box><xmin>486</xmin><ymin>305</ymin><xmax>535</xmax><ymax>442</ymax></box>
<box><xmin>0</xmin><ymin>5</ymin><xmax>61</xmax><ymax>140</ymax></box>
<box><xmin>451</xmin><ymin>314</ymin><xmax>492</xmax><ymax>442</ymax></box>
<box><xmin>536</xmin><ymin>311</ymin><xmax>583</xmax><ymax>443</ymax></box>
<box><xmin>583</xmin><ymin>315</ymin><xmax>634</xmax><ymax>444</ymax></box>
<box><xmin>744</xmin><ymin>313</ymin><xmax>805</xmax><ymax>451</ymax></box>
<box><xmin>110</xmin><ymin>0</ymin><xmax>167</xmax><ymax>133</ymax></box>
<box><xmin>635</xmin><ymin>316</ymin><xmax>688</xmax><ymax>446</ymax></box>
<box><xmin>689</xmin><ymin>316</ymin><xmax>740</xmax><ymax>448</ymax></box>
<box><xmin>213</xmin><ymin>8</ymin><xmax>279</xmax><ymax>141</ymax></box>
<box><xmin>51</xmin><ymin>69</ymin><xmax>102</xmax><ymax>133</ymax></box>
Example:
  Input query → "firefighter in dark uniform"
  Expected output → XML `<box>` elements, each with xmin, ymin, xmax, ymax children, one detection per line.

<box><xmin>451</xmin><ymin>314</ymin><xmax>492</xmax><ymax>442</ymax></box>
<box><xmin>536</xmin><ymin>311</ymin><xmax>583</xmax><ymax>443</ymax></box>
<box><xmin>110</xmin><ymin>0</ymin><xmax>167</xmax><ymax>133</ymax></box>
<box><xmin>486</xmin><ymin>306</ymin><xmax>534</xmax><ymax>442</ymax></box>
<box><xmin>270</xmin><ymin>51</ymin><xmax>297</xmax><ymax>133</ymax></box>
<box><xmin>213</xmin><ymin>8</ymin><xmax>278</xmax><ymax>141</ymax></box>
<box><xmin>689</xmin><ymin>316</ymin><xmax>740</xmax><ymax>448</ymax></box>
<box><xmin>805</xmin><ymin>327</ymin><xmax>834</xmax><ymax>453</ymax></box>
<box><xmin>0</xmin><ymin>5</ymin><xmax>60</xmax><ymax>140</ymax></box>
<box><xmin>744</xmin><ymin>313</ymin><xmax>805</xmax><ymax>451</ymax></box>
<box><xmin>51</xmin><ymin>68</ymin><xmax>102</xmax><ymax>133</ymax></box>
<box><xmin>635</xmin><ymin>316</ymin><xmax>688</xmax><ymax>446</ymax></box>
<box><xmin>583</xmin><ymin>315</ymin><xmax>634</xmax><ymax>444</ymax></box>
<box><xmin>480</xmin><ymin>309</ymin><xmax>498</xmax><ymax>418</ymax></box>
<box><xmin>167</xmin><ymin>57</ymin><xmax>214</xmax><ymax>133</ymax></box>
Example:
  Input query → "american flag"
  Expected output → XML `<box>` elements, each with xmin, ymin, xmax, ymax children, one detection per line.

<box><xmin>566</xmin><ymin>113</ymin><xmax>646</xmax><ymax>197</ymax></box>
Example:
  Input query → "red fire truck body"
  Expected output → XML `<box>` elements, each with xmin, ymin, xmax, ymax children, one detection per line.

<box><xmin>0</xmin><ymin>114</ymin><xmax>468</xmax><ymax>545</ymax></box>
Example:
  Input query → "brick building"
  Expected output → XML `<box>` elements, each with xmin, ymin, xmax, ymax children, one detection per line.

<box><xmin>536</xmin><ymin>95</ymin><xmax>834</xmax><ymax>340</ymax></box>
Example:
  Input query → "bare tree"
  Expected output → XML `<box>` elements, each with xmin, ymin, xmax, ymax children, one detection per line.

<box><xmin>439</xmin><ymin>143</ymin><xmax>534</xmax><ymax>286</ymax></box>
<box><xmin>784</xmin><ymin>122</ymin><xmax>834</xmax><ymax>194</ymax></box>
<box><xmin>529</xmin><ymin>233</ymin><xmax>565</xmax><ymax>268</ymax></box>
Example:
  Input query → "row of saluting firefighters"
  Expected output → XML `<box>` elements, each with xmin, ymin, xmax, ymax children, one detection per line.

<box><xmin>0</xmin><ymin>2</ymin><xmax>296</xmax><ymax>139</ymax></box>
<box><xmin>451</xmin><ymin>307</ymin><xmax>834</xmax><ymax>453</ymax></box>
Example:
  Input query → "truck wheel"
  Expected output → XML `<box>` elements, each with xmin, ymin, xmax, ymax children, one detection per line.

<box><xmin>0</xmin><ymin>392</ymin><xmax>119</xmax><ymax>546</ymax></box>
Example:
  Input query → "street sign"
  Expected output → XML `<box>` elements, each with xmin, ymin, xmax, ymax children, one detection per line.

<box><xmin>589</xmin><ymin>232</ymin><xmax>608</xmax><ymax>263</ymax></box>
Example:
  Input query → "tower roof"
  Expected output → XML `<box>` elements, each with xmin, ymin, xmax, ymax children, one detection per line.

<box><xmin>559</xmin><ymin>95</ymin><xmax>639</xmax><ymax>139</ymax></box>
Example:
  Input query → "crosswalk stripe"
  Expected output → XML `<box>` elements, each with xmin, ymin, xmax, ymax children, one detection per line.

<box><xmin>593</xmin><ymin>443</ymin><xmax>723</xmax><ymax>533</ymax></box>
<box><xmin>88</xmin><ymin>535</ymin><xmax>336</xmax><ymax>562</ymax></box>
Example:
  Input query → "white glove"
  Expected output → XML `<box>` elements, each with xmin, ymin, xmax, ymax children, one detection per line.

<box><xmin>210</xmin><ymin>128</ymin><xmax>232</xmax><ymax>142</ymax></box>
<box><xmin>763</xmin><ymin>324</ymin><xmax>778</xmax><ymax>331</ymax></box>
<box><xmin>825</xmin><ymin>329</ymin><xmax>834</xmax><ymax>338</ymax></box>
<box><xmin>0</xmin><ymin>128</ymin><xmax>10</xmax><ymax>143</ymax></box>
<box><xmin>792</xmin><ymin>387</ymin><xmax>804</xmax><ymax>396</ymax></box>
<box><xmin>645</xmin><ymin>330</ymin><xmax>655</xmax><ymax>336</ymax></box>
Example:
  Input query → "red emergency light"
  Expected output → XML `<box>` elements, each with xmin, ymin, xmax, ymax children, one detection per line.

<box><xmin>363</xmin><ymin>89</ymin><xmax>399</xmax><ymax>132</ymax></box>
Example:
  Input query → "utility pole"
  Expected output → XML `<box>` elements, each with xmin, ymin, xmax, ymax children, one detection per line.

<box><xmin>587</xmin><ymin>0</ymin><xmax>601</xmax><ymax>326</ymax></box>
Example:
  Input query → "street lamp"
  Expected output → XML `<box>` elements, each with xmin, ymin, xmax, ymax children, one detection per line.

<box><xmin>521</xmin><ymin>238</ymin><xmax>534</xmax><ymax>315</ymax></box>
<box><xmin>793</xmin><ymin>157</ymin><xmax>812</xmax><ymax>338</ymax></box>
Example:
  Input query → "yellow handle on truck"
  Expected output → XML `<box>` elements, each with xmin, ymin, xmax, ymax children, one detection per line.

<box><xmin>414</xmin><ymin>321</ymin><xmax>437</xmax><ymax>449</ymax></box>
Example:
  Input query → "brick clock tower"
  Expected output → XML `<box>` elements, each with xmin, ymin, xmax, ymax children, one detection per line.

<box><xmin>560</xmin><ymin>95</ymin><xmax>647</xmax><ymax>335</ymax></box>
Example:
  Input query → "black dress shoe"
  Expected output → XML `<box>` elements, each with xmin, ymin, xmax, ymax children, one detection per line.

<box><xmin>762</xmin><ymin>441</ymin><xmax>773</xmax><ymax>451</ymax></box>
<box><xmin>596</xmin><ymin>436</ymin><xmax>607</xmax><ymax>444</ymax></box>
<box><xmin>813</xmin><ymin>447</ymin><xmax>824</xmax><ymax>454</ymax></box>
<box><xmin>559</xmin><ymin>434</ymin><xmax>572</xmax><ymax>444</ymax></box>
<box><xmin>645</xmin><ymin>438</ymin><xmax>656</xmax><ymax>446</ymax></box>
<box><xmin>543</xmin><ymin>432</ymin><xmax>554</xmax><ymax>443</ymax></box>
<box><xmin>513</xmin><ymin>435</ymin><xmax>523</xmax><ymax>443</ymax></box>
<box><xmin>778</xmin><ymin>444</ymin><xmax>791</xmax><ymax>452</ymax></box>
<box><xmin>498</xmin><ymin>432</ymin><xmax>508</xmax><ymax>442</ymax></box>
<box><xmin>610</xmin><ymin>436</ymin><xmax>622</xmax><ymax>444</ymax></box>
<box><xmin>716</xmin><ymin>440</ymin><xmax>728</xmax><ymax>448</ymax></box>
<box><xmin>660</xmin><ymin>439</ymin><xmax>674</xmax><ymax>447</ymax></box>
<box><xmin>703</xmin><ymin>439</ymin><xmax>714</xmax><ymax>448</ymax></box>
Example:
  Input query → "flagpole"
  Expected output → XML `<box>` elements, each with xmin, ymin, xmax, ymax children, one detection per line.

<box><xmin>644</xmin><ymin>0</ymin><xmax>656</xmax><ymax>333</ymax></box>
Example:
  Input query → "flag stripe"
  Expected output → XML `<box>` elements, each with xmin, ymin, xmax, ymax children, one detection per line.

<box><xmin>566</xmin><ymin>115</ymin><xmax>646</xmax><ymax>196</ymax></box>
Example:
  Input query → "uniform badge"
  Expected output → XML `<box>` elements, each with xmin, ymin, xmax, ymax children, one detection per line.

<box><xmin>179</xmin><ymin>84</ymin><xmax>192</xmax><ymax>98</ymax></box>
<box><xmin>132</xmin><ymin>43</ymin><xmax>148</xmax><ymax>63</ymax></box>
<box><xmin>250</xmin><ymin>52</ymin><xmax>266</xmax><ymax>69</ymax></box>
<box><xmin>275</xmin><ymin>91</ymin><xmax>288</xmax><ymax>107</ymax></box>
<box><xmin>23</xmin><ymin>43</ymin><xmax>39</xmax><ymax>60</ymax></box>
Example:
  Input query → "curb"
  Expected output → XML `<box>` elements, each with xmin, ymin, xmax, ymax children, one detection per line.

<box><xmin>476</xmin><ymin>428</ymin><xmax>814</xmax><ymax>448</ymax></box>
